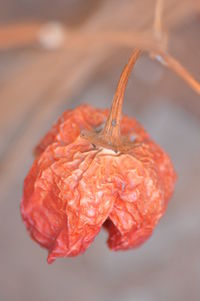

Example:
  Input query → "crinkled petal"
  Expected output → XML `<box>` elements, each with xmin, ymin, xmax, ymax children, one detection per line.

<box><xmin>35</xmin><ymin>105</ymin><xmax>108</xmax><ymax>156</ymax></box>
<box><xmin>21</xmin><ymin>104</ymin><xmax>176</xmax><ymax>260</ymax></box>
<box><xmin>22</xmin><ymin>137</ymin><xmax>116</xmax><ymax>263</ymax></box>
<box><xmin>145</xmin><ymin>140</ymin><xmax>176</xmax><ymax>201</ymax></box>
<box><xmin>35</xmin><ymin>104</ymin><xmax>149</xmax><ymax>156</ymax></box>
<box><xmin>105</xmin><ymin>143</ymin><xmax>166</xmax><ymax>250</ymax></box>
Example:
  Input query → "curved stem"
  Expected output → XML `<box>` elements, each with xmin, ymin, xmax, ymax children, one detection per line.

<box><xmin>81</xmin><ymin>49</ymin><xmax>141</xmax><ymax>151</ymax></box>
<box><xmin>101</xmin><ymin>49</ymin><xmax>141</xmax><ymax>147</ymax></box>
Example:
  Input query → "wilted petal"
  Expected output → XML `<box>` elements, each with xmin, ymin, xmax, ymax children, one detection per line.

<box><xmin>35</xmin><ymin>105</ymin><xmax>108</xmax><ymax>156</ymax></box>
<box><xmin>22</xmin><ymin>138</ymin><xmax>116</xmax><ymax>262</ymax></box>
<box><xmin>105</xmin><ymin>143</ymin><xmax>166</xmax><ymax>250</ymax></box>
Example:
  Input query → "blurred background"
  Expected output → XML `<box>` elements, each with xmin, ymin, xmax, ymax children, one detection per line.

<box><xmin>0</xmin><ymin>0</ymin><xmax>200</xmax><ymax>300</ymax></box>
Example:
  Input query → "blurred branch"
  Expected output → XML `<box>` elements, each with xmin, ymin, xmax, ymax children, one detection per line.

<box><xmin>0</xmin><ymin>1</ymin><xmax>199</xmax><ymax>95</ymax></box>
<box><xmin>0</xmin><ymin>22</ymin><xmax>42</xmax><ymax>49</ymax></box>
<box><xmin>156</xmin><ymin>52</ymin><xmax>200</xmax><ymax>94</ymax></box>
<box><xmin>0</xmin><ymin>0</ymin><xmax>199</xmax><ymax>50</ymax></box>
<box><xmin>154</xmin><ymin>0</ymin><xmax>164</xmax><ymax>37</ymax></box>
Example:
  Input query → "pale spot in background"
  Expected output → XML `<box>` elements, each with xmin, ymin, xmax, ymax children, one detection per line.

<box><xmin>38</xmin><ymin>21</ymin><xmax>65</xmax><ymax>49</ymax></box>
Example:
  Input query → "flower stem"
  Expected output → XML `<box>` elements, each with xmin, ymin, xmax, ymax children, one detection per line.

<box><xmin>81</xmin><ymin>48</ymin><xmax>141</xmax><ymax>151</ymax></box>
<box><xmin>101</xmin><ymin>49</ymin><xmax>141</xmax><ymax>148</ymax></box>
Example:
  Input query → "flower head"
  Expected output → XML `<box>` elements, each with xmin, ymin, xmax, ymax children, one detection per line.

<box><xmin>21</xmin><ymin>50</ymin><xmax>176</xmax><ymax>263</ymax></box>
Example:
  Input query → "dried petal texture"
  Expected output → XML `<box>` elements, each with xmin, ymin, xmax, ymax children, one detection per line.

<box><xmin>104</xmin><ymin>141</ymin><xmax>176</xmax><ymax>251</ymax></box>
<box><xmin>34</xmin><ymin>105</ymin><xmax>108</xmax><ymax>156</ymax></box>
<box><xmin>22</xmin><ymin>138</ymin><xmax>118</xmax><ymax>262</ymax></box>
<box><xmin>35</xmin><ymin>104</ymin><xmax>148</xmax><ymax>156</ymax></box>
<box><xmin>21</xmin><ymin>105</ymin><xmax>176</xmax><ymax>262</ymax></box>
<box><xmin>146</xmin><ymin>140</ymin><xmax>176</xmax><ymax>202</ymax></box>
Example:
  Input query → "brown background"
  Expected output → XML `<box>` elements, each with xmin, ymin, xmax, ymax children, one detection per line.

<box><xmin>0</xmin><ymin>1</ymin><xmax>200</xmax><ymax>301</ymax></box>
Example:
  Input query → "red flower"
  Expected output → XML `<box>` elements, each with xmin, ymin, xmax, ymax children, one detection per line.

<box><xmin>21</xmin><ymin>50</ymin><xmax>176</xmax><ymax>263</ymax></box>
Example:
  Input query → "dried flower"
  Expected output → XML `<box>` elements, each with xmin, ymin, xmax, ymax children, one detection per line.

<box><xmin>21</xmin><ymin>49</ymin><xmax>176</xmax><ymax>263</ymax></box>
